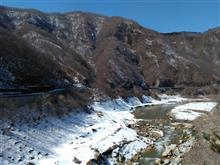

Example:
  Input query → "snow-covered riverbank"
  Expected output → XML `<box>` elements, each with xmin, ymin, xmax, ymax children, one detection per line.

<box><xmin>170</xmin><ymin>102</ymin><xmax>218</xmax><ymax>121</ymax></box>
<box><xmin>2</xmin><ymin>94</ymin><xmax>218</xmax><ymax>165</ymax></box>
<box><xmin>35</xmin><ymin>95</ymin><xmax>186</xmax><ymax>165</ymax></box>
<box><xmin>136</xmin><ymin>99</ymin><xmax>218</xmax><ymax>165</ymax></box>
<box><xmin>7</xmin><ymin>94</ymin><xmax>216</xmax><ymax>165</ymax></box>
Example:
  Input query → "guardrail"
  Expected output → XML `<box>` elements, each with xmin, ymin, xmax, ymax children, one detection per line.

<box><xmin>0</xmin><ymin>87</ymin><xmax>68</xmax><ymax>98</ymax></box>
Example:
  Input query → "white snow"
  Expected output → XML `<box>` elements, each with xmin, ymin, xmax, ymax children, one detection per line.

<box><xmin>170</xmin><ymin>102</ymin><xmax>218</xmax><ymax>121</ymax></box>
<box><xmin>127</xmin><ymin>97</ymin><xmax>143</xmax><ymax>107</ymax></box>
<box><xmin>37</xmin><ymin>103</ymin><xmax>142</xmax><ymax>165</ymax></box>
<box><xmin>91</xmin><ymin>128</ymin><xmax>138</xmax><ymax>153</ymax></box>
<box><xmin>36</xmin><ymin>95</ymin><xmax>186</xmax><ymax>165</ymax></box>
<box><xmin>142</xmin><ymin>95</ymin><xmax>154</xmax><ymax>103</ymax></box>
<box><xmin>139</xmin><ymin>94</ymin><xmax>186</xmax><ymax>106</ymax></box>
<box><xmin>119</xmin><ymin>138</ymin><xmax>151</xmax><ymax>160</ymax></box>
<box><xmin>0</xmin><ymin>94</ymin><xmax>186</xmax><ymax>165</ymax></box>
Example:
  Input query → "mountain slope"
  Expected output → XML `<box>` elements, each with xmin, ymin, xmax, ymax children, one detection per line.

<box><xmin>0</xmin><ymin>6</ymin><xmax>219</xmax><ymax>98</ymax></box>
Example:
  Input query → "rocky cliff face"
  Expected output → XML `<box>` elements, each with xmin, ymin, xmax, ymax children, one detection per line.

<box><xmin>0</xmin><ymin>6</ymin><xmax>219</xmax><ymax>98</ymax></box>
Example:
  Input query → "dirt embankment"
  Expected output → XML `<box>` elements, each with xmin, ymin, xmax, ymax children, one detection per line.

<box><xmin>182</xmin><ymin>95</ymin><xmax>220</xmax><ymax>165</ymax></box>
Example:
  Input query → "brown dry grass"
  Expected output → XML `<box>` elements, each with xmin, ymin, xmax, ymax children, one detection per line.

<box><xmin>182</xmin><ymin>94</ymin><xmax>220</xmax><ymax>165</ymax></box>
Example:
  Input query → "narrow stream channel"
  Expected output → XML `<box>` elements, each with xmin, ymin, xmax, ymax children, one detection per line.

<box><xmin>133</xmin><ymin>104</ymin><xmax>186</xmax><ymax>164</ymax></box>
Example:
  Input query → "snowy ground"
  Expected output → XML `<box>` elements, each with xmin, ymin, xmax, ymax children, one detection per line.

<box><xmin>36</xmin><ymin>95</ymin><xmax>186</xmax><ymax>165</ymax></box>
<box><xmin>0</xmin><ymin>94</ymin><xmax>186</xmax><ymax>165</ymax></box>
<box><xmin>170</xmin><ymin>102</ymin><xmax>218</xmax><ymax>121</ymax></box>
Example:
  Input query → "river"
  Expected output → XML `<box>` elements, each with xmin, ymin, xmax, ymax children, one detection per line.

<box><xmin>132</xmin><ymin>97</ymin><xmax>218</xmax><ymax>165</ymax></box>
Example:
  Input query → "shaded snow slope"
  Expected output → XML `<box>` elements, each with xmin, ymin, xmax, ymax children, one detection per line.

<box><xmin>0</xmin><ymin>95</ymin><xmax>185</xmax><ymax>165</ymax></box>
<box><xmin>37</xmin><ymin>95</ymin><xmax>185</xmax><ymax>165</ymax></box>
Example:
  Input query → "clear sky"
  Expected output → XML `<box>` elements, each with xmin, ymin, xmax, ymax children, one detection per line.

<box><xmin>1</xmin><ymin>0</ymin><xmax>219</xmax><ymax>32</ymax></box>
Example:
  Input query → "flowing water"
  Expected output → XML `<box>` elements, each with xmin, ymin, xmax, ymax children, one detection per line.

<box><xmin>134</xmin><ymin>104</ymin><xmax>175</xmax><ymax>120</ymax></box>
<box><xmin>133</xmin><ymin>104</ymin><xmax>184</xmax><ymax>164</ymax></box>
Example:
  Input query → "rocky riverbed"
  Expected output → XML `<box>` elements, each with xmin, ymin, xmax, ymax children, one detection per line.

<box><xmin>132</xmin><ymin>98</ymin><xmax>219</xmax><ymax>165</ymax></box>
<box><xmin>0</xmin><ymin>93</ymin><xmax>218</xmax><ymax>165</ymax></box>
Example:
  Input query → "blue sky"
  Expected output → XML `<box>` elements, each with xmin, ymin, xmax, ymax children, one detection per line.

<box><xmin>1</xmin><ymin>0</ymin><xmax>219</xmax><ymax>32</ymax></box>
